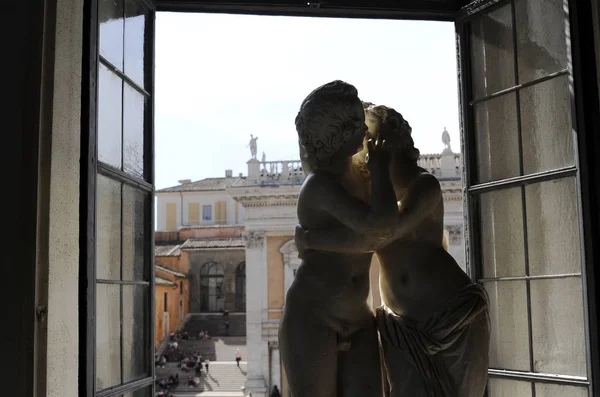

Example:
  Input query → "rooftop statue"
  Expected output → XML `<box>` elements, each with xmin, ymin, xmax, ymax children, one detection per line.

<box><xmin>442</xmin><ymin>126</ymin><xmax>452</xmax><ymax>153</ymax></box>
<box><xmin>247</xmin><ymin>134</ymin><xmax>258</xmax><ymax>159</ymax></box>
<box><xmin>279</xmin><ymin>80</ymin><xmax>397</xmax><ymax>397</ymax></box>
<box><xmin>296</xmin><ymin>103</ymin><xmax>490</xmax><ymax>397</ymax></box>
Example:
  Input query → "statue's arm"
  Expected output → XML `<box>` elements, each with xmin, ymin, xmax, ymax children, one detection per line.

<box><xmin>384</xmin><ymin>173</ymin><xmax>442</xmax><ymax>245</ymax></box>
<box><xmin>296</xmin><ymin>225</ymin><xmax>380</xmax><ymax>255</ymax></box>
<box><xmin>313</xmin><ymin>162</ymin><xmax>397</xmax><ymax>237</ymax></box>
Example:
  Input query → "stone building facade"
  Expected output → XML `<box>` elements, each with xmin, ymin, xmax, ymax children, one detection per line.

<box><xmin>155</xmin><ymin>225</ymin><xmax>246</xmax><ymax>315</ymax></box>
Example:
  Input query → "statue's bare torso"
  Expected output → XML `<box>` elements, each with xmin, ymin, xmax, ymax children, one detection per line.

<box><xmin>291</xmin><ymin>173</ymin><xmax>374</xmax><ymax>334</ymax></box>
<box><xmin>377</xmin><ymin>170</ymin><xmax>471</xmax><ymax>323</ymax></box>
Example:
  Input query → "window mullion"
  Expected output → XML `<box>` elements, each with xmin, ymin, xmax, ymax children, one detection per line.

<box><xmin>120</xmin><ymin>182</ymin><xmax>125</xmax><ymax>384</ymax></box>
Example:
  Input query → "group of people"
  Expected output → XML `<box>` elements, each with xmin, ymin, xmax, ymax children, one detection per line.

<box><xmin>156</xmin><ymin>374</ymin><xmax>178</xmax><ymax>394</ymax></box>
<box><xmin>279</xmin><ymin>81</ymin><xmax>491</xmax><ymax>397</ymax></box>
<box><xmin>170</xmin><ymin>330</ymin><xmax>189</xmax><ymax>341</ymax></box>
<box><xmin>197</xmin><ymin>329</ymin><xmax>212</xmax><ymax>340</ymax></box>
<box><xmin>180</xmin><ymin>352</ymin><xmax>210</xmax><ymax>374</ymax></box>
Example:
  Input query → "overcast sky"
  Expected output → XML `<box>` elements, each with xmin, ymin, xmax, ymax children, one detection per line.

<box><xmin>155</xmin><ymin>12</ymin><xmax>459</xmax><ymax>189</ymax></box>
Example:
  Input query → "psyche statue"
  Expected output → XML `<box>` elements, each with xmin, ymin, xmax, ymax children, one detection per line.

<box><xmin>279</xmin><ymin>80</ymin><xmax>398</xmax><ymax>397</ymax></box>
<box><xmin>247</xmin><ymin>134</ymin><xmax>259</xmax><ymax>159</ymax></box>
<box><xmin>295</xmin><ymin>103</ymin><xmax>491</xmax><ymax>396</ymax></box>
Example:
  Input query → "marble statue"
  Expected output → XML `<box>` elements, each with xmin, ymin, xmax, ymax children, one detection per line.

<box><xmin>279</xmin><ymin>81</ymin><xmax>398</xmax><ymax>397</ymax></box>
<box><xmin>262</xmin><ymin>151</ymin><xmax>266</xmax><ymax>163</ymax></box>
<box><xmin>247</xmin><ymin>134</ymin><xmax>258</xmax><ymax>159</ymax></box>
<box><xmin>442</xmin><ymin>127</ymin><xmax>451</xmax><ymax>152</ymax></box>
<box><xmin>296</xmin><ymin>104</ymin><xmax>490</xmax><ymax>397</ymax></box>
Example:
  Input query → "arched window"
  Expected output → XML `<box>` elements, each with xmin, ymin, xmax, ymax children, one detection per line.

<box><xmin>200</xmin><ymin>262</ymin><xmax>224</xmax><ymax>312</ymax></box>
<box><xmin>235</xmin><ymin>262</ymin><xmax>246</xmax><ymax>312</ymax></box>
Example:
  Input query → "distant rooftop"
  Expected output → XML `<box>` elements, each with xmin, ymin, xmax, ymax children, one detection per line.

<box><xmin>155</xmin><ymin>243</ymin><xmax>181</xmax><ymax>257</ymax></box>
<box><xmin>157</xmin><ymin>176</ymin><xmax>246</xmax><ymax>193</ymax></box>
<box><xmin>181</xmin><ymin>238</ymin><xmax>246</xmax><ymax>250</ymax></box>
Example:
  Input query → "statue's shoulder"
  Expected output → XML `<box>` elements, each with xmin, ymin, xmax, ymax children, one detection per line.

<box><xmin>413</xmin><ymin>171</ymin><xmax>442</xmax><ymax>197</ymax></box>
<box><xmin>300</xmin><ymin>172</ymin><xmax>340</xmax><ymax>197</ymax></box>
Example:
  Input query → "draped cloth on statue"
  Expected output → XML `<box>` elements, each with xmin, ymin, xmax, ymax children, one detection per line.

<box><xmin>376</xmin><ymin>283</ymin><xmax>490</xmax><ymax>397</ymax></box>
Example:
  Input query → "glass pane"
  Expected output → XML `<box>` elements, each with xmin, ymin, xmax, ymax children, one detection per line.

<box><xmin>99</xmin><ymin>0</ymin><xmax>124</xmax><ymax>69</ymax></box>
<box><xmin>98</xmin><ymin>64</ymin><xmax>123</xmax><ymax>169</ymax></box>
<box><xmin>535</xmin><ymin>383</ymin><xmax>588</xmax><ymax>397</ymax></box>
<box><xmin>485</xmin><ymin>281</ymin><xmax>531</xmax><ymax>371</ymax></box>
<box><xmin>122</xmin><ymin>186</ymin><xmax>146</xmax><ymax>280</ymax></box>
<box><xmin>526</xmin><ymin>178</ymin><xmax>581</xmax><ymax>275</ymax></box>
<box><xmin>123</xmin><ymin>83</ymin><xmax>145</xmax><ymax>179</ymax></box>
<box><xmin>123</xmin><ymin>285</ymin><xmax>148</xmax><ymax>382</ymax></box>
<box><xmin>530</xmin><ymin>277</ymin><xmax>586</xmax><ymax>376</ymax></box>
<box><xmin>520</xmin><ymin>76</ymin><xmax>574</xmax><ymax>174</ymax></box>
<box><xmin>124</xmin><ymin>0</ymin><xmax>146</xmax><ymax>87</ymax></box>
<box><xmin>487</xmin><ymin>378</ymin><xmax>531</xmax><ymax>397</ymax></box>
<box><xmin>96</xmin><ymin>283</ymin><xmax>121</xmax><ymax>390</ymax></box>
<box><xmin>474</xmin><ymin>93</ymin><xmax>520</xmax><ymax>183</ymax></box>
<box><xmin>480</xmin><ymin>188</ymin><xmax>525</xmax><ymax>278</ymax></box>
<box><xmin>470</xmin><ymin>3</ymin><xmax>515</xmax><ymax>99</ymax></box>
<box><xmin>123</xmin><ymin>385</ymin><xmax>153</xmax><ymax>397</ymax></box>
<box><xmin>515</xmin><ymin>0</ymin><xmax>568</xmax><ymax>84</ymax></box>
<box><xmin>97</xmin><ymin>175</ymin><xmax>121</xmax><ymax>279</ymax></box>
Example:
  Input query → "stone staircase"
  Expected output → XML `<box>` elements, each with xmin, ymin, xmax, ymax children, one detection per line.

<box><xmin>163</xmin><ymin>336</ymin><xmax>247</xmax><ymax>363</ymax></box>
<box><xmin>183</xmin><ymin>313</ymin><xmax>246</xmax><ymax>337</ymax></box>
<box><xmin>156</xmin><ymin>362</ymin><xmax>247</xmax><ymax>395</ymax></box>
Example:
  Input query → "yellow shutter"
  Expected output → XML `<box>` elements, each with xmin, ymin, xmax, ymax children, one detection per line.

<box><xmin>215</xmin><ymin>201</ymin><xmax>227</xmax><ymax>224</ymax></box>
<box><xmin>188</xmin><ymin>203</ymin><xmax>200</xmax><ymax>225</ymax></box>
<box><xmin>166</xmin><ymin>203</ymin><xmax>177</xmax><ymax>231</ymax></box>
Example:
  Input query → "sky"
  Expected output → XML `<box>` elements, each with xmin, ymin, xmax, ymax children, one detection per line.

<box><xmin>155</xmin><ymin>12</ymin><xmax>460</xmax><ymax>190</ymax></box>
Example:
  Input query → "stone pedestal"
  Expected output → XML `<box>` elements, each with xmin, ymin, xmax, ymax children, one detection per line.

<box><xmin>248</xmin><ymin>159</ymin><xmax>261</xmax><ymax>181</ymax></box>
<box><xmin>440</xmin><ymin>149</ymin><xmax>456</xmax><ymax>178</ymax></box>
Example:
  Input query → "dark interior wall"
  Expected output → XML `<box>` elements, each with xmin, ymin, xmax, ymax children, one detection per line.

<box><xmin>2</xmin><ymin>1</ymin><xmax>47</xmax><ymax>396</ymax></box>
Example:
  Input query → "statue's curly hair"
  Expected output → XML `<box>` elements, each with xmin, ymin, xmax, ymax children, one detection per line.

<box><xmin>295</xmin><ymin>81</ymin><xmax>365</xmax><ymax>170</ymax></box>
<box><xmin>367</xmin><ymin>105</ymin><xmax>420</xmax><ymax>163</ymax></box>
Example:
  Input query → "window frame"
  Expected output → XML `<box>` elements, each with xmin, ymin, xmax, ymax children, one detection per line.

<box><xmin>202</xmin><ymin>204</ymin><xmax>212</xmax><ymax>221</ymax></box>
<box><xmin>82</xmin><ymin>0</ymin><xmax>157</xmax><ymax>396</ymax></box>
<box><xmin>456</xmin><ymin>0</ymin><xmax>600</xmax><ymax>393</ymax></box>
<box><xmin>80</xmin><ymin>0</ymin><xmax>600</xmax><ymax>396</ymax></box>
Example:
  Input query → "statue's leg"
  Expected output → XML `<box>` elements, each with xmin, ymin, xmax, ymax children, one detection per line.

<box><xmin>279</xmin><ymin>309</ymin><xmax>338</xmax><ymax>397</ymax></box>
<box><xmin>442</xmin><ymin>310</ymin><xmax>490</xmax><ymax>397</ymax></box>
<box><xmin>338</xmin><ymin>319</ymin><xmax>383</xmax><ymax>397</ymax></box>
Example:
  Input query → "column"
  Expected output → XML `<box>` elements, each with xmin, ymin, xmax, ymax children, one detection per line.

<box><xmin>269</xmin><ymin>342</ymin><xmax>281</xmax><ymax>394</ymax></box>
<box><xmin>244</xmin><ymin>230</ymin><xmax>268</xmax><ymax>397</ymax></box>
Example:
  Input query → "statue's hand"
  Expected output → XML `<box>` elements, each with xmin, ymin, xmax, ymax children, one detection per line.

<box><xmin>365</xmin><ymin>138</ymin><xmax>391</xmax><ymax>173</ymax></box>
<box><xmin>295</xmin><ymin>225</ymin><xmax>307</xmax><ymax>259</ymax></box>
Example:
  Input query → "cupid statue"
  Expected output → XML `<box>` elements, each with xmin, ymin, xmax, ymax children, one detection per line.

<box><xmin>279</xmin><ymin>81</ymin><xmax>397</xmax><ymax>397</ymax></box>
<box><xmin>295</xmin><ymin>103</ymin><xmax>490</xmax><ymax>397</ymax></box>
<box><xmin>247</xmin><ymin>134</ymin><xmax>258</xmax><ymax>159</ymax></box>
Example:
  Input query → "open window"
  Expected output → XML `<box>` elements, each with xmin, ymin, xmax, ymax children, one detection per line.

<box><xmin>82</xmin><ymin>0</ymin><xmax>156</xmax><ymax>395</ymax></box>
<box><xmin>81</xmin><ymin>0</ymin><xmax>600</xmax><ymax>395</ymax></box>
<box><xmin>456</xmin><ymin>0</ymin><xmax>593</xmax><ymax>394</ymax></box>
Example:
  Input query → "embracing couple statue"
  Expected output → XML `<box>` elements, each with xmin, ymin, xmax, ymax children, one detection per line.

<box><xmin>279</xmin><ymin>80</ymin><xmax>490</xmax><ymax>397</ymax></box>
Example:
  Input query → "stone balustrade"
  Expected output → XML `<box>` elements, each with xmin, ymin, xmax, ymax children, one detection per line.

<box><xmin>418</xmin><ymin>153</ymin><xmax>461</xmax><ymax>178</ymax></box>
<box><xmin>258</xmin><ymin>160</ymin><xmax>304</xmax><ymax>182</ymax></box>
<box><xmin>249</xmin><ymin>153</ymin><xmax>461</xmax><ymax>182</ymax></box>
